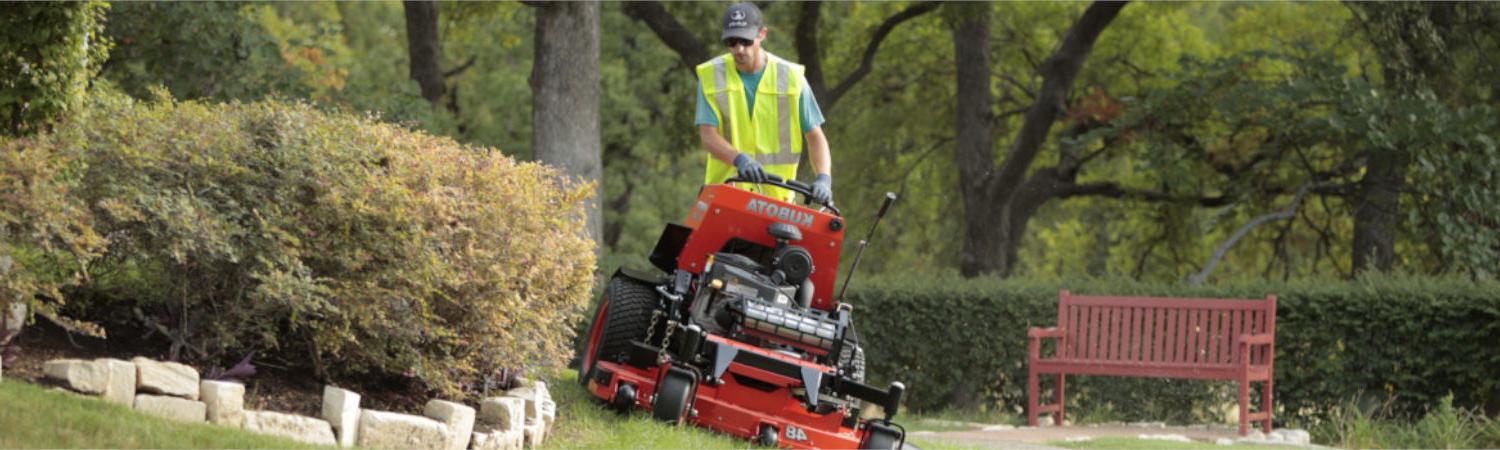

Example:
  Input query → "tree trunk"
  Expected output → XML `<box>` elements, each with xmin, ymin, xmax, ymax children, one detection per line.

<box><xmin>532</xmin><ymin>2</ymin><xmax>603</xmax><ymax>248</ymax></box>
<box><xmin>954</xmin><ymin>2</ymin><xmax>1126</xmax><ymax>278</ymax></box>
<box><xmin>403</xmin><ymin>1</ymin><xmax>445</xmax><ymax>107</ymax></box>
<box><xmin>1348</xmin><ymin>2</ymin><xmax>1453</xmax><ymax>274</ymax></box>
<box><xmin>952</xmin><ymin>3</ymin><xmax>1003</xmax><ymax>278</ymax></box>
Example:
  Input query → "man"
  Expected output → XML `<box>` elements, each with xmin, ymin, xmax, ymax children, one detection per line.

<box><xmin>696</xmin><ymin>2</ymin><xmax>832</xmax><ymax>205</ymax></box>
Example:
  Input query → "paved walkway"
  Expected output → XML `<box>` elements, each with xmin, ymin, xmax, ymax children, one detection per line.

<box><xmin>908</xmin><ymin>422</ymin><xmax>1246</xmax><ymax>449</ymax></box>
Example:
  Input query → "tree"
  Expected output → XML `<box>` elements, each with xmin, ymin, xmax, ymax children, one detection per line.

<box><xmin>529</xmin><ymin>2</ymin><xmax>603</xmax><ymax>246</ymax></box>
<box><xmin>952</xmin><ymin>1</ymin><xmax>1130</xmax><ymax>277</ymax></box>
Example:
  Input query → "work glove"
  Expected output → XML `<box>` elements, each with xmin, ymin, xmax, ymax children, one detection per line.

<box><xmin>733</xmin><ymin>153</ymin><xmax>767</xmax><ymax>183</ymax></box>
<box><xmin>811</xmin><ymin>173</ymin><xmax>833</xmax><ymax>204</ymax></box>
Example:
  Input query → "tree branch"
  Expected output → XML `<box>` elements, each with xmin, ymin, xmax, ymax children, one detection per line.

<box><xmin>992</xmin><ymin>1</ymin><xmax>1127</xmax><ymax>202</ymax></box>
<box><xmin>621</xmin><ymin>1</ymin><xmax>709</xmax><ymax>70</ymax></box>
<box><xmin>823</xmin><ymin>2</ymin><xmax>941</xmax><ymax>110</ymax></box>
<box><xmin>1058</xmin><ymin>181</ymin><xmax>1234</xmax><ymax>207</ymax></box>
<box><xmin>443</xmin><ymin>55</ymin><xmax>477</xmax><ymax>78</ymax></box>
<box><xmin>1188</xmin><ymin>183</ymin><xmax>1319</xmax><ymax>285</ymax></box>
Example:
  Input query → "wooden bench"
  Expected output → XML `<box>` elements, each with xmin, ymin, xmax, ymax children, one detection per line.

<box><xmin>1027</xmin><ymin>290</ymin><xmax>1277</xmax><ymax>436</ymax></box>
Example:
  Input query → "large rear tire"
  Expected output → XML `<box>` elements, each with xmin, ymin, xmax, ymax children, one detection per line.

<box><xmin>579</xmin><ymin>275</ymin><xmax>657</xmax><ymax>386</ymax></box>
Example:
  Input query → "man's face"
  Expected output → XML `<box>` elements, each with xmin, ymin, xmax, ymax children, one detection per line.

<box><xmin>725</xmin><ymin>27</ymin><xmax>767</xmax><ymax>72</ymax></box>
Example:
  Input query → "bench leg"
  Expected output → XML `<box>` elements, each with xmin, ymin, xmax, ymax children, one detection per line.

<box><xmin>1027</xmin><ymin>368</ymin><xmax>1039</xmax><ymax>426</ymax></box>
<box><xmin>1053</xmin><ymin>374</ymin><xmax>1066</xmax><ymax>426</ymax></box>
<box><xmin>1260</xmin><ymin>378</ymin><xmax>1273</xmax><ymax>434</ymax></box>
<box><xmin>1028</xmin><ymin>370</ymin><xmax>1067</xmax><ymax>427</ymax></box>
<box><xmin>1238</xmin><ymin>377</ymin><xmax>1250</xmax><ymax>436</ymax></box>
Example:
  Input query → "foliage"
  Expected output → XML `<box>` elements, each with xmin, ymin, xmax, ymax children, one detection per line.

<box><xmin>1311</xmin><ymin>395</ymin><xmax>1500</xmax><ymax>449</ymax></box>
<box><xmin>1</xmin><ymin>88</ymin><xmax>596</xmax><ymax>397</ymax></box>
<box><xmin>0</xmin><ymin>1</ymin><xmax>111</xmax><ymax>136</ymax></box>
<box><xmin>847</xmin><ymin>274</ymin><xmax>1500</xmax><ymax>425</ymax></box>
<box><xmin>0</xmin><ymin>380</ymin><xmax>323</xmax><ymax>449</ymax></box>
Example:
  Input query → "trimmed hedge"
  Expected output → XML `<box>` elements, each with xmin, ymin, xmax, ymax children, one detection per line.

<box><xmin>1</xmin><ymin>88</ymin><xmax>596</xmax><ymax>397</ymax></box>
<box><xmin>847</xmin><ymin>275</ymin><xmax>1500</xmax><ymax>423</ymax></box>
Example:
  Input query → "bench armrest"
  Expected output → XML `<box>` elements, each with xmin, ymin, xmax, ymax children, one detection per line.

<box><xmin>1238</xmin><ymin>333</ymin><xmax>1274</xmax><ymax>346</ymax></box>
<box><xmin>1028</xmin><ymin>327</ymin><xmax>1066</xmax><ymax>339</ymax></box>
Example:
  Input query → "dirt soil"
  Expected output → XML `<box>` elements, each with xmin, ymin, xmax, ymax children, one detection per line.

<box><xmin>3</xmin><ymin>320</ymin><xmax>431</xmax><ymax>416</ymax></box>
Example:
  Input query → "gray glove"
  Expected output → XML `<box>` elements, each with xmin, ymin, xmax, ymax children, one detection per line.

<box><xmin>733</xmin><ymin>153</ymin><xmax>766</xmax><ymax>183</ymax></box>
<box><xmin>811</xmin><ymin>173</ymin><xmax>833</xmax><ymax>204</ymax></box>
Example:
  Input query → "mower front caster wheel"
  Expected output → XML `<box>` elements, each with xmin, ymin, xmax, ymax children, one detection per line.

<box><xmin>757</xmin><ymin>425</ymin><xmax>778</xmax><ymax>447</ymax></box>
<box><xmin>652</xmin><ymin>368</ymin><xmax>695</xmax><ymax>425</ymax></box>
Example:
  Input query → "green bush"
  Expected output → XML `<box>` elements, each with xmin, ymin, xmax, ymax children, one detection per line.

<box><xmin>0</xmin><ymin>1</ymin><xmax>111</xmax><ymax>136</ymax></box>
<box><xmin>847</xmin><ymin>274</ymin><xmax>1500</xmax><ymax>425</ymax></box>
<box><xmin>1</xmin><ymin>88</ymin><xmax>596</xmax><ymax>397</ymax></box>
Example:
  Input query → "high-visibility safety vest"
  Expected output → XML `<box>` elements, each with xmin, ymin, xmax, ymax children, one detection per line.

<box><xmin>697</xmin><ymin>52</ymin><xmax>805</xmax><ymax>202</ymax></box>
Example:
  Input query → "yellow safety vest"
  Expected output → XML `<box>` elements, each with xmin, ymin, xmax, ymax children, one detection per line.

<box><xmin>697</xmin><ymin>53</ymin><xmax>804</xmax><ymax>202</ymax></box>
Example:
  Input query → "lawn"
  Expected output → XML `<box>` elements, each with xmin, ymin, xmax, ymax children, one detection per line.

<box><xmin>544</xmin><ymin>369</ymin><xmax>963</xmax><ymax>449</ymax></box>
<box><xmin>0</xmin><ymin>379</ymin><xmax>322</xmax><ymax>449</ymax></box>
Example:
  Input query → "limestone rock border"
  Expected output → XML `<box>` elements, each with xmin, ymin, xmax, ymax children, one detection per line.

<box><xmin>40</xmin><ymin>356</ymin><xmax>558</xmax><ymax>449</ymax></box>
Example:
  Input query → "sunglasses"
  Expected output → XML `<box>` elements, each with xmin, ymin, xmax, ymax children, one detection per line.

<box><xmin>724</xmin><ymin>37</ymin><xmax>754</xmax><ymax>48</ymax></box>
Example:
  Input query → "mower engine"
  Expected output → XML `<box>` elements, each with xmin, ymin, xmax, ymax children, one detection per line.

<box><xmin>691</xmin><ymin>252</ymin><xmax>846</xmax><ymax>358</ymax></box>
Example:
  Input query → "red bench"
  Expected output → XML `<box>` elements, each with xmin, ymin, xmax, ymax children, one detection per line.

<box><xmin>1027</xmin><ymin>290</ymin><xmax>1277</xmax><ymax>436</ymax></box>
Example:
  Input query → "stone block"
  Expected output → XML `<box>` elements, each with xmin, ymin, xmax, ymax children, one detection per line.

<box><xmin>243</xmin><ymin>410</ymin><xmax>338</xmax><ymax>446</ymax></box>
<box><xmin>134</xmin><ymin>394</ymin><xmax>207</xmax><ymax>423</ymax></box>
<box><xmin>356</xmin><ymin>409</ymin><xmax>449</xmax><ymax>449</ymax></box>
<box><xmin>522</xmin><ymin>418</ymin><xmax>546</xmax><ymax>448</ymax></box>
<box><xmin>538</xmin><ymin>398</ymin><xmax>556</xmax><ymax>429</ymax></box>
<box><xmin>472</xmin><ymin>429</ymin><xmax>524</xmax><ymax>450</ymax></box>
<box><xmin>3</xmin><ymin>301</ymin><xmax>25</xmax><ymax>333</ymax></box>
<box><xmin>44</xmin><ymin>359</ymin><xmax>107</xmax><ymax>394</ymax></box>
<box><xmin>1280</xmin><ymin>428</ymin><xmax>1311</xmax><ymax>446</ymax></box>
<box><xmin>322</xmin><ymin>385</ymin><xmax>361</xmax><ymax>447</ymax></box>
<box><xmin>503</xmin><ymin>387</ymin><xmax>540</xmax><ymax>421</ymax></box>
<box><xmin>479</xmin><ymin>397</ymin><xmax>526</xmax><ymax>432</ymax></box>
<box><xmin>97</xmin><ymin>358</ymin><xmax>136</xmax><ymax>406</ymax></box>
<box><xmin>132</xmin><ymin>357</ymin><xmax>199</xmax><ymax>399</ymax></box>
<box><xmin>424</xmin><ymin>399</ymin><xmax>475</xmax><ymax>450</ymax></box>
<box><xmin>200</xmin><ymin>380</ymin><xmax>245</xmax><ymax>427</ymax></box>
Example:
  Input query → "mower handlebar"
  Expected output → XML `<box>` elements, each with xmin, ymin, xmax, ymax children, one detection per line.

<box><xmin>723</xmin><ymin>175</ymin><xmax>842</xmax><ymax>217</ymax></box>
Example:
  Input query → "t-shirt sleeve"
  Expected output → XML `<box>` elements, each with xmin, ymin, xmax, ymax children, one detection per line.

<box><xmin>695</xmin><ymin>81</ymin><xmax>719</xmax><ymax>127</ymax></box>
<box><xmin>800</xmin><ymin>82</ymin><xmax>825</xmax><ymax>132</ymax></box>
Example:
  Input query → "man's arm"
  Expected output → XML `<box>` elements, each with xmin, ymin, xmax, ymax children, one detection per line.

<box><xmin>805</xmin><ymin>126</ymin><xmax>830</xmax><ymax>176</ymax></box>
<box><xmin>700</xmin><ymin>125</ymin><xmax>740</xmax><ymax>165</ymax></box>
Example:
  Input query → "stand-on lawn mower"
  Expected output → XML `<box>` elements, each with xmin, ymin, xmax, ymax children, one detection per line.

<box><xmin>578</xmin><ymin>175</ymin><xmax>907</xmax><ymax>449</ymax></box>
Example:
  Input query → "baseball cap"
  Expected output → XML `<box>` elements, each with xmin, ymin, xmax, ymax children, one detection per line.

<box><xmin>721</xmin><ymin>3</ymin><xmax>764</xmax><ymax>41</ymax></box>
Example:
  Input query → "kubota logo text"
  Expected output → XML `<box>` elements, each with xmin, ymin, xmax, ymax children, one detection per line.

<box><xmin>745</xmin><ymin>198</ymin><xmax>813</xmax><ymax>228</ymax></box>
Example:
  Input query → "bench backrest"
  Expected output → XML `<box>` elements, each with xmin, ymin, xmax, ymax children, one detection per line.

<box><xmin>1055</xmin><ymin>290</ymin><xmax>1276</xmax><ymax>366</ymax></box>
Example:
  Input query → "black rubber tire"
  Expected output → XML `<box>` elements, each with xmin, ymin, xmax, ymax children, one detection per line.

<box><xmin>757</xmin><ymin>425</ymin><xmax>779</xmax><ymax>447</ymax></box>
<box><xmin>862</xmin><ymin>426</ymin><xmax>901</xmax><ymax>450</ymax></box>
<box><xmin>579</xmin><ymin>276</ymin><xmax>657</xmax><ymax>386</ymax></box>
<box><xmin>652</xmin><ymin>369</ymin><xmax>694</xmax><ymax>424</ymax></box>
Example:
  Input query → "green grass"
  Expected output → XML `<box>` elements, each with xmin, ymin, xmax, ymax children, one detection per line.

<box><xmin>0</xmin><ymin>379</ymin><xmax>323</xmax><ymax>449</ymax></box>
<box><xmin>1309</xmin><ymin>395</ymin><xmax>1500</xmax><ymax>449</ymax></box>
<box><xmin>543</xmin><ymin>369</ymin><xmax>965</xmax><ymax>449</ymax></box>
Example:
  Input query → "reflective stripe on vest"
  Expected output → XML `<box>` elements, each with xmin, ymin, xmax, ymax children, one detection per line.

<box><xmin>712</xmin><ymin>59</ymin><xmax>732</xmax><ymax>145</ymax></box>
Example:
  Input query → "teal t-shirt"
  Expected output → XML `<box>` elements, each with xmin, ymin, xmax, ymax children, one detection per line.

<box><xmin>695</xmin><ymin>67</ymin><xmax>825</xmax><ymax>133</ymax></box>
